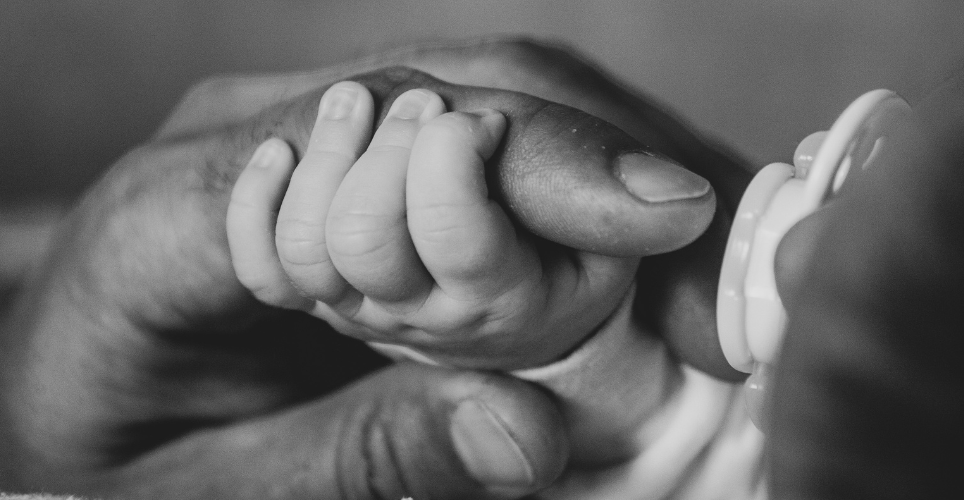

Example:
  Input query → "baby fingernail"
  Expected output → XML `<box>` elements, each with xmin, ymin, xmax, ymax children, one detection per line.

<box><xmin>388</xmin><ymin>89</ymin><xmax>433</xmax><ymax>120</ymax></box>
<box><xmin>248</xmin><ymin>138</ymin><xmax>285</xmax><ymax>169</ymax></box>
<box><xmin>319</xmin><ymin>84</ymin><xmax>358</xmax><ymax>120</ymax></box>
<box><xmin>616</xmin><ymin>152</ymin><xmax>712</xmax><ymax>203</ymax></box>
<box><xmin>450</xmin><ymin>400</ymin><xmax>536</xmax><ymax>490</ymax></box>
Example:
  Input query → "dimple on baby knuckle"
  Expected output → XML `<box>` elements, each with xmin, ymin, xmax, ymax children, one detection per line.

<box><xmin>326</xmin><ymin>214</ymin><xmax>400</xmax><ymax>261</ymax></box>
<box><xmin>419</xmin><ymin>306</ymin><xmax>489</xmax><ymax>340</ymax></box>
<box><xmin>413</xmin><ymin>237</ymin><xmax>497</xmax><ymax>283</ymax></box>
<box><xmin>410</xmin><ymin>206</ymin><xmax>477</xmax><ymax>242</ymax></box>
<box><xmin>275</xmin><ymin>220</ymin><xmax>330</xmax><ymax>267</ymax></box>
<box><xmin>447</xmin><ymin>250</ymin><xmax>500</xmax><ymax>284</ymax></box>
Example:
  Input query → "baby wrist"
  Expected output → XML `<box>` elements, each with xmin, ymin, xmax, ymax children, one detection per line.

<box><xmin>511</xmin><ymin>285</ymin><xmax>679</xmax><ymax>465</ymax></box>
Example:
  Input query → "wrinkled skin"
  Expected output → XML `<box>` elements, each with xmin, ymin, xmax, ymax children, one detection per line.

<box><xmin>4</xmin><ymin>34</ymin><xmax>956</xmax><ymax>500</ymax></box>
<box><xmin>0</xmin><ymin>38</ymin><xmax>750</xmax><ymax>499</ymax></box>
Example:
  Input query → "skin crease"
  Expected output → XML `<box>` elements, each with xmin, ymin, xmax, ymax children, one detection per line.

<box><xmin>242</xmin><ymin>70</ymin><xmax>721</xmax><ymax>370</ymax></box>
<box><xmin>158</xmin><ymin>38</ymin><xmax>754</xmax><ymax>379</ymax></box>
<box><xmin>0</xmin><ymin>39</ymin><xmax>752</xmax><ymax>499</ymax></box>
<box><xmin>14</xmin><ymin>34</ymin><xmax>953</xmax><ymax>500</ymax></box>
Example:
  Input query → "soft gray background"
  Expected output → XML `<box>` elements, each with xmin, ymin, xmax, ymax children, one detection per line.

<box><xmin>2</xmin><ymin>0</ymin><xmax>964</xmax><ymax>206</ymax></box>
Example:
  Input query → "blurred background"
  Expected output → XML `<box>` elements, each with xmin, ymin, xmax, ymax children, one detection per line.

<box><xmin>2</xmin><ymin>0</ymin><xmax>964</xmax><ymax>279</ymax></box>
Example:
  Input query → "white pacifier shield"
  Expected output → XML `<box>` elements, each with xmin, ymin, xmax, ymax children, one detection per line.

<box><xmin>743</xmin><ymin>176</ymin><xmax>806</xmax><ymax>365</ymax></box>
<box><xmin>717</xmin><ymin>162</ymin><xmax>793</xmax><ymax>373</ymax></box>
<box><xmin>716</xmin><ymin>89</ymin><xmax>911</xmax><ymax>374</ymax></box>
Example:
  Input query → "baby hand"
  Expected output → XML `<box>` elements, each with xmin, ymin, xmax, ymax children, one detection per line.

<box><xmin>228</xmin><ymin>82</ymin><xmax>639</xmax><ymax>369</ymax></box>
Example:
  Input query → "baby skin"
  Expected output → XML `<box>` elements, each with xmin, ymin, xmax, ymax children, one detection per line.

<box><xmin>223</xmin><ymin>83</ymin><xmax>765</xmax><ymax>492</ymax></box>
<box><xmin>226</xmin><ymin>81</ymin><xmax>640</xmax><ymax>370</ymax></box>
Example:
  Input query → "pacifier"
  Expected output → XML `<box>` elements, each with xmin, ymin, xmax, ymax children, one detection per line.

<box><xmin>716</xmin><ymin>89</ymin><xmax>911</xmax><ymax>429</ymax></box>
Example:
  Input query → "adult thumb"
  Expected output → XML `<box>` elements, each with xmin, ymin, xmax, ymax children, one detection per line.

<box><xmin>106</xmin><ymin>363</ymin><xmax>568</xmax><ymax>500</ymax></box>
<box><xmin>246</xmin><ymin>67</ymin><xmax>716</xmax><ymax>257</ymax></box>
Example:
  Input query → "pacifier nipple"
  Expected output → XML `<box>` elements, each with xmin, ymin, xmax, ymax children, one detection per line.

<box><xmin>744</xmin><ymin>362</ymin><xmax>773</xmax><ymax>429</ymax></box>
<box><xmin>793</xmin><ymin>131</ymin><xmax>829</xmax><ymax>178</ymax></box>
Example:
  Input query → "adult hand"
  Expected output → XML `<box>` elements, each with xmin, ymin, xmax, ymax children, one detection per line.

<box><xmin>0</xmin><ymin>38</ymin><xmax>746</xmax><ymax>499</ymax></box>
<box><xmin>769</xmin><ymin>75</ymin><xmax>964</xmax><ymax>498</ymax></box>
<box><xmin>162</xmin><ymin>37</ymin><xmax>754</xmax><ymax>379</ymax></box>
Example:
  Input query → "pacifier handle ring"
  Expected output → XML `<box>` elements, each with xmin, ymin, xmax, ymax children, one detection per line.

<box><xmin>802</xmin><ymin>90</ymin><xmax>911</xmax><ymax>212</ymax></box>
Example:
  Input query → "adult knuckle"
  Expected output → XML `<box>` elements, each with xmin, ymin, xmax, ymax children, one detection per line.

<box><xmin>176</xmin><ymin>75</ymin><xmax>240</xmax><ymax>113</ymax></box>
<box><xmin>184</xmin><ymin>77</ymin><xmax>220</xmax><ymax>101</ymax></box>
<box><xmin>337</xmin><ymin>402</ymin><xmax>416</xmax><ymax>500</ymax></box>
<box><xmin>478</xmin><ymin>37</ymin><xmax>578</xmax><ymax>74</ymax></box>
<box><xmin>377</xmin><ymin>66</ymin><xmax>425</xmax><ymax>88</ymax></box>
<box><xmin>488</xmin><ymin>37</ymin><xmax>556</xmax><ymax>61</ymax></box>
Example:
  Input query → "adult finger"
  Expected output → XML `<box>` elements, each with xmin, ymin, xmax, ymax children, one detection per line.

<box><xmin>200</xmin><ymin>61</ymin><xmax>735</xmax><ymax>378</ymax></box>
<box><xmin>161</xmin><ymin>37</ymin><xmax>749</xmax><ymax>194</ymax></box>
<box><xmin>633</xmin><ymin>214</ymin><xmax>747</xmax><ymax>382</ymax></box>
<box><xmin>326</xmin><ymin>89</ymin><xmax>445</xmax><ymax>304</ymax></box>
<box><xmin>247</xmin><ymin>67</ymin><xmax>716</xmax><ymax>258</ymax></box>
<box><xmin>405</xmin><ymin>39</ymin><xmax>755</xmax><ymax>380</ymax></box>
<box><xmin>275</xmin><ymin>81</ymin><xmax>374</xmax><ymax>306</ymax></box>
<box><xmin>227</xmin><ymin>138</ymin><xmax>312</xmax><ymax>310</ymax></box>
<box><xmin>180</xmin><ymin>41</ymin><xmax>742</xmax><ymax>378</ymax></box>
<box><xmin>105</xmin><ymin>364</ymin><xmax>569</xmax><ymax>500</ymax></box>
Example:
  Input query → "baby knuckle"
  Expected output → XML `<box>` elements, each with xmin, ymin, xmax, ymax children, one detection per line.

<box><xmin>411</xmin><ymin>206</ymin><xmax>473</xmax><ymax>241</ymax></box>
<box><xmin>311</xmin><ymin>147</ymin><xmax>356</xmax><ymax>166</ymax></box>
<box><xmin>459</xmin><ymin>257</ymin><xmax>500</xmax><ymax>284</ymax></box>
<box><xmin>326</xmin><ymin>215</ymin><xmax>395</xmax><ymax>261</ymax></box>
<box><xmin>275</xmin><ymin>218</ymin><xmax>329</xmax><ymax>266</ymax></box>
<box><xmin>410</xmin><ymin>295</ymin><xmax>488</xmax><ymax>335</ymax></box>
<box><xmin>276</xmin><ymin>211</ymin><xmax>327</xmax><ymax>235</ymax></box>
<box><xmin>448</xmin><ymin>306</ymin><xmax>489</xmax><ymax>333</ymax></box>
<box><xmin>364</xmin><ymin>143</ymin><xmax>412</xmax><ymax>156</ymax></box>
<box><xmin>422</xmin><ymin>113</ymin><xmax>476</xmax><ymax>142</ymax></box>
<box><xmin>448</xmin><ymin>250</ymin><xmax>497</xmax><ymax>284</ymax></box>
<box><xmin>276</xmin><ymin>243</ymin><xmax>329</xmax><ymax>273</ymax></box>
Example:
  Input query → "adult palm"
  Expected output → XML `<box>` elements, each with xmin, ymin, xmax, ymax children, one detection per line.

<box><xmin>0</xmin><ymin>38</ymin><xmax>748</xmax><ymax>499</ymax></box>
